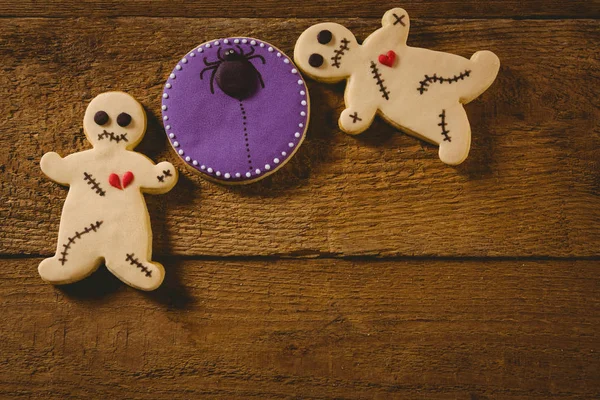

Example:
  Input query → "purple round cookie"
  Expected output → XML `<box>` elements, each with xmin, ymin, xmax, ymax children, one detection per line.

<box><xmin>161</xmin><ymin>38</ymin><xmax>310</xmax><ymax>184</ymax></box>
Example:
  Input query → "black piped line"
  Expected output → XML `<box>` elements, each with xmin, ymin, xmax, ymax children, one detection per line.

<box><xmin>417</xmin><ymin>70</ymin><xmax>472</xmax><ymax>95</ymax></box>
<box><xmin>240</xmin><ymin>101</ymin><xmax>253</xmax><ymax>171</ymax></box>
<box><xmin>331</xmin><ymin>38</ymin><xmax>350</xmax><ymax>69</ymax></box>
<box><xmin>58</xmin><ymin>221</ymin><xmax>103</xmax><ymax>266</ymax></box>
<box><xmin>97</xmin><ymin>130</ymin><xmax>128</xmax><ymax>143</ymax></box>
<box><xmin>157</xmin><ymin>169</ymin><xmax>173</xmax><ymax>182</ymax></box>
<box><xmin>125</xmin><ymin>253</ymin><xmax>152</xmax><ymax>277</ymax></box>
<box><xmin>438</xmin><ymin>110</ymin><xmax>451</xmax><ymax>142</ymax></box>
<box><xmin>83</xmin><ymin>172</ymin><xmax>106</xmax><ymax>197</ymax></box>
<box><xmin>370</xmin><ymin>61</ymin><xmax>390</xmax><ymax>100</ymax></box>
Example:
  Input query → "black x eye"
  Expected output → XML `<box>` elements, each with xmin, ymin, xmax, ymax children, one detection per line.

<box><xmin>94</xmin><ymin>111</ymin><xmax>109</xmax><ymax>126</ymax></box>
<box><xmin>117</xmin><ymin>112</ymin><xmax>132</xmax><ymax>127</ymax></box>
<box><xmin>317</xmin><ymin>30</ymin><xmax>332</xmax><ymax>44</ymax></box>
<box><xmin>308</xmin><ymin>53</ymin><xmax>324</xmax><ymax>68</ymax></box>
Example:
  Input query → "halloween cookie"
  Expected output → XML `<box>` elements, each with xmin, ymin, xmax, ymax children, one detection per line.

<box><xmin>39</xmin><ymin>92</ymin><xmax>178</xmax><ymax>291</ymax></box>
<box><xmin>162</xmin><ymin>38</ymin><xmax>310</xmax><ymax>184</ymax></box>
<box><xmin>294</xmin><ymin>8</ymin><xmax>500</xmax><ymax>165</ymax></box>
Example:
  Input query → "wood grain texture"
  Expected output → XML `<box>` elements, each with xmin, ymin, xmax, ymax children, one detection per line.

<box><xmin>0</xmin><ymin>257</ymin><xmax>598</xmax><ymax>399</ymax></box>
<box><xmin>0</xmin><ymin>18</ymin><xmax>598</xmax><ymax>258</ymax></box>
<box><xmin>0</xmin><ymin>0</ymin><xmax>598</xmax><ymax>18</ymax></box>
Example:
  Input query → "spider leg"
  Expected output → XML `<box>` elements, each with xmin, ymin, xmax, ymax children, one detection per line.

<box><xmin>203</xmin><ymin>57</ymin><xmax>220</xmax><ymax>66</ymax></box>
<box><xmin>200</xmin><ymin>65</ymin><xmax>217</xmax><ymax>80</ymax></box>
<box><xmin>208</xmin><ymin>68</ymin><xmax>218</xmax><ymax>94</ymax></box>
<box><xmin>236</xmin><ymin>45</ymin><xmax>245</xmax><ymax>56</ymax></box>
<box><xmin>245</xmin><ymin>46</ymin><xmax>255</xmax><ymax>57</ymax></box>
<box><xmin>217</xmin><ymin>47</ymin><xmax>223</xmax><ymax>62</ymax></box>
<box><xmin>255</xmin><ymin>67</ymin><xmax>265</xmax><ymax>89</ymax></box>
<box><xmin>247</xmin><ymin>54</ymin><xmax>266</xmax><ymax>64</ymax></box>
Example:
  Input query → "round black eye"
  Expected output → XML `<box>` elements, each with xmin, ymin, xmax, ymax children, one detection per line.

<box><xmin>308</xmin><ymin>53</ymin><xmax>324</xmax><ymax>68</ymax></box>
<box><xmin>317</xmin><ymin>30</ymin><xmax>332</xmax><ymax>44</ymax></box>
<box><xmin>94</xmin><ymin>111</ymin><xmax>109</xmax><ymax>125</ymax></box>
<box><xmin>117</xmin><ymin>112</ymin><xmax>132</xmax><ymax>127</ymax></box>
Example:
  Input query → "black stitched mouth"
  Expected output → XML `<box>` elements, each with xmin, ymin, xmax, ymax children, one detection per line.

<box><xmin>97</xmin><ymin>130</ymin><xmax>128</xmax><ymax>143</ymax></box>
<box><xmin>330</xmin><ymin>38</ymin><xmax>350</xmax><ymax>69</ymax></box>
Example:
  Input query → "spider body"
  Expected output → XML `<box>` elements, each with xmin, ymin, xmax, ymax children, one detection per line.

<box><xmin>200</xmin><ymin>46</ymin><xmax>266</xmax><ymax>100</ymax></box>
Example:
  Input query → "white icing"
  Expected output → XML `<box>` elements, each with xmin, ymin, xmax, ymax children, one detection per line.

<box><xmin>163</xmin><ymin>93</ymin><xmax>168</xmax><ymax>99</ymax></box>
<box><xmin>168</xmin><ymin>133</ymin><xmax>175</xmax><ymax>139</ymax></box>
<box><xmin>38</xmin><ymin>92</ymin><xmax>178</xmax><ymax>291</ymax></box>
<box><xmin>265</xmin><ymin>164</ymin><xmax>271</xmax><ymax>170</ymax></box>
<box><xmin>301</xmin><ymin>100</ymin><xmax>307</xmax><ymax>106</ymax></box>
<box><xmin>281</xmin><ymin>151</ymin><xmax>287</xmax><ymax>156</ymax></box>
<box><xmin>162</xmin><ymin>105</ymin><xmax>167</xmax><ymax>111</ymax></box>
<box><xmin>201</xmin><ymin>165</ymin><xmax>206</xmax><ymax>170</ymax></box>
<box><xmin>288</xmin><ymin>142</ymin><xmax>294</xmax><ymax>148</ymax></box>
<box><xmin>242</xmin><ymin>39</ymin><xmax>248</xmax><ymax>44</ymax></box>
<box><xmin>163</xmin><ymin>116</ymin><xmax>168</xmax><ymax>121</ymax></box>
<box><xmin>277</xmin><ymin>52</ymin><xmax>282</xmax><ymax>57</ymax></box>
<box><xmin>185</xmin><ymin>156</ymin><xmax>191</xmax><ymax>162</ymax></box>
<box><xmin>295</xmin><ymin>132</ymin><xmax>301</xmax><ymax>138</ymax></box>
<box><xmin>166</xmin><ymin>125</ymin><xmax>171</xmax><ymax>130</ymax></box>
<box><xmin>224</xmin><ymin>39</ymin><xmax>229</xmax><ymax>44</ymax></box>
<box><xmin>207</xmin><ymin>167</ymin><xmax>213</xmax><ymax>173</ymax></box>
<box><xmin>173</xmin><ymin>141</ymin><xmax>179</xmax><ymax>147</ymax></box>
<box><xmin>182</xmin><ymin>58</ymin><xmax>187</xmax><ymax>64</ymax></box>
<box><xmin>192</xmin><ymin>160</ymin><xmax>198</xmax><ymax>166</ymax></box>
<box><xmin>175</xmin><ymin>65</ymin><xmax>181</xmax><ymax>70</ymax></box>
<box><xmin>260</xmin><ymin>43</ymin><xmax>265</xmax><ymax>48</ymax></box>
<box><xmin>274</xmin><ymin>158</ymin><xmax>280</xmax><ymax>164</ymax></box>
<box><xmin>224</xmin><ymin>173</ymin><xmax>231</xmax><ymax>179</ymax></box>
<box><xmin>255</xmin><ymin>169</ymin><xmax>261</xmax><ymax>174</ymax></box>
<box><xmin>235</xmin><ymin>172</ymin><xmax>241</xmax><ymax>178</ymax></box>
<box><xmin>166</xmin><ymin>83</ymin><xmax>172</xmax><ymax>89</ymax></box>
<box><xmin>268</xmin><ymin>47</ymin><xmax>274</xmax><ymax>52</ymax></box>
<box><xmin>178</xmin><ymin>149</ymin><xmax>184</xmax><ymax>155</ymax></box>
<box><xmin>284</xmin><ymin>59</ymin><xmax>290</xmax><ymax>64</ymax></box>
<box><xmin>292</xmin><ymin>69</ymin><xmax>298</xmax><ymax>74</ymax></box>
<box><xmin>169</xmin><ymin>73</ymin><xmax>175</xmax><ymax>79</ymax></box>
<box><xmin>251</xmin><ymin>40</ymin><xmax>257</xmax><ymax>45</ymax></box>
<box><xmin>234</xmin><ymin>39</ymin><xmax>240</xmax><ymax>44</ymax></box>
<box><xmin>214</xmin><ymin>41</ymin><xmax>220</xmax><ymax>46</ymax></box>
<box><xmin>301</xmin><ymin>111</ymin><xmax>306</xmax><ymax>116</ymax></box>
<box><xmin>216</xmin><ymin>171</ymin><xmax>221</xmax><ymax>176</ymax></box>
<box><xmin>300</xmin><ymin>90</ymin><xmax>305</xmax><ymax>95</ymax></box>
<box><xmin>246</xmin><ymin>172</ymin><xmax>251</xmax><ymax>178</ymax></box>
<box><xmin>297</xmin><ymin>80</ymin><xmax>303</xmax><ymax>84</ymax></box>
<box><xmin>293</xmin><ymin>7</ymin><xmax>500</xmax><ymax>165</ymax></box>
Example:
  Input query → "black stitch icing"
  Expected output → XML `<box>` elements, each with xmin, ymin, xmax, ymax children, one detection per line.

<box><xmin>58</xmin><ymin>221</ymin><xmax>103</xmax><ymax>265</ymax></box>
<box><xmin>83</xmin><ymin>172</ymin><xmax>106</xmax><ymax>197</ymax></box>
<box><xmin>331</xmin><ymin>38</ymin><xmax>350</xmax><ymax>69</ymax></box>
<box><xmin>125</xmin><ymin>253</ymin><xmax>152</xmax><ymax>277</ymax></box>
<box><xmin>393</xmin><ymin>13</ymin><xmax>406</xmax><ymax>26</ymax></box>
<box><xmin>156</xmin><ymin>169</ymin><xmax>173</xmax><ymax>182</ymax></box>
<box><xmin>350</xmin><ymin>112</ymin><xmax>362</xmax><ymax>123</ymax></box>
<box><xmin>438</xmin><ymin>110</ymin><xmax>451</xmax><ymax>142</ymax></box>
<box><xmin>97</xmin><ymin>130</ymin><xmax>128</xmax><ymax>143</ymax></box>
<box><xmin>417</xmin><ymin>70</ymin><xmax>472</xmax><ymax>95</ymax></box>
<box><xmin>370</xmin><ymin>61</ymin><xmax>390</xmax><ymax>100</ymax></box>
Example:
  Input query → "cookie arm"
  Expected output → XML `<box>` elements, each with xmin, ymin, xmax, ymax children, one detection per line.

<box><xmin>139</xmin><ymin>160</ymin><xmax>178</xmax><ymax>194</ymax></box>
<box><xmin>338</xmin><ymin>77</ymin><xmax>378</xmax><ymax>135</ymax></box>
<box><xmin>40</xmin><ymin>152</ymin><xmax>74</xmax><ymax>185</ymax></box>
<box><xmin>380</xmin><ymin>8</ymin><xmax>410</xmax><ymax>45</ymax></box>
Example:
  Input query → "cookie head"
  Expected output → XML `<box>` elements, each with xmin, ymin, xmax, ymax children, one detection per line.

<box><xmin>83</xmin><ymin>91</ymin><xmax>147</xmax><ymax>148</ymax></box>
<box><xmin>294</xmin><ymin>23</ymin><xmax>358</xmax><ymax>81</ymax></box>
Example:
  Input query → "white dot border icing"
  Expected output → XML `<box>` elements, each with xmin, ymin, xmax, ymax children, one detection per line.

<box><xmin>162</xmin><ymin>37</ymin><xmax>309</xmax><ymax>182</ymax></box>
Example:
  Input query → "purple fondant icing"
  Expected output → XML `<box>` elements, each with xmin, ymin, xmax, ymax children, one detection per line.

<box><xmin>161</xmin><ymin>38</ymin><xmax>310</xmax><ymax>183</ymax></box>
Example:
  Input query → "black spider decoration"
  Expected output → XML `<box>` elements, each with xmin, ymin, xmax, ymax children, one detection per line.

<box><xmin>200</xmin><ymin>45</ymin><xmax>266</xmax><ymax>100</ymax></box>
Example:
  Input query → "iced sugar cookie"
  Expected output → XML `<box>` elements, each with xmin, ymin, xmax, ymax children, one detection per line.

<box><xmin>162</xmin><ymin>38</ymin><xmax>310</xmax><ymax>184</ymax></box>
<box><xmin>294</xmin><ymin>8</ymin><xmax>500</xmax><ymax>165</ymax></box>
<box><xmin>39</xmin><ymin>92</ymin><xmax>178</xmax><ymax>291</ymax></box>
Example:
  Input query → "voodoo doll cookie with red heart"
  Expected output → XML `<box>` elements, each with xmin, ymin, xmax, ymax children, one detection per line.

<box><xmin>39</xmin><ymin>92</ymin><xmax>178</xmax><ymax>291</ymax></box>
<box><xmin>294</xmin><ymin>8</ymin><xmax>500</xmax><ymax>165</ymax></box>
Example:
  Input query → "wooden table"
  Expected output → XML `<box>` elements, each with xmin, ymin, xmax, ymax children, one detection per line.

<box><xmin>1</xmin><ymin>1</ymin><xmax>598</xmax><ymax>398</ymax></box>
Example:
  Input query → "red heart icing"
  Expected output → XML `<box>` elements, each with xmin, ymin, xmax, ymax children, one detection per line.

<box><xmin>108</xmin><ymin>173</ymin><xmax>122</xmax><ymax>190</ymax></box>
<box><xmin>108</xmin><ymin>172</ymin><xmax>134</xmax><ymax>190</ymax></box>
<box><xmin>122</xmin><ymin>171</ymin><xmax>134</xmax><ymax>188</ymax></box>
<box><xmin>378</xmin><ymin>50</ymin><xmax>397</xmax><ymax>67</ymax></box>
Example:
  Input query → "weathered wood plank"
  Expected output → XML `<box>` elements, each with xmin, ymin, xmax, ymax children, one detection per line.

<box><xmin>0</xmin><ymin>258</ymin><xmax>598</xmax><ymax>399</ymax></box>
<box><xmin>0</xmin><ymin>0</ymin><xmax>597</xmax><ymax>18</ymax></box>
<box><xmin>0</xmin><ymin>18</ymin><xmax>598</xmax><ymax>257</ymax></box>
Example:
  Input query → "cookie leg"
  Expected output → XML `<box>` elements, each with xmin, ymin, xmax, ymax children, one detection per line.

<box><xmin>38</xmin><ymin>253</ymin><xmax>102</xmax><ymax>285</ymax></box>
<box><xmin>105</xmin><ymin>252</ymin><xmax>165</xmax><ymax>291</ymax></box>
<box><xmin>437</xmin><ymin>105</ymin><xmax>471</xmax><ymax>166</ymax></box>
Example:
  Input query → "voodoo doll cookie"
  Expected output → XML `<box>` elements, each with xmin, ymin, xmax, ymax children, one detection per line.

<box><xmin>294</xmin><ymin>8</ymin><xmax>500</xmax><ymax>165</ymax></box>
<box><xmin>39</xmin><ymin>92</ymin><xmax>178</xmax><ymax>291</ymax></box>
<box><xmin>162</xmin><ymin>38</ymin><xmax>310</xmax><ymax>184</ymax></box>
